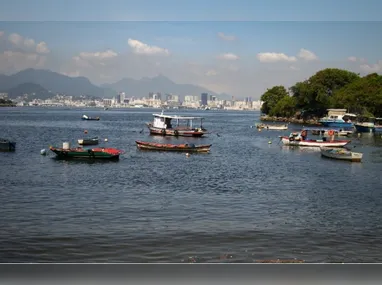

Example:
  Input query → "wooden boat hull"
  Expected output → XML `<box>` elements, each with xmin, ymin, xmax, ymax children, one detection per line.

<box><xmin>281</xmin><ymin>137</ymin><xmax>350</xmax><ymax>147</ymax></box>
<box><xmin>49</xmin><ymin>146</ymin><xmax>122</xmax><ymax>159</ymax></box>
<box><xmin>320</xmin><ymin>147</ymin><xmax>363</xmax><ymax>162</ymax></box>
<box><xmin>146</xmin><ymin>124</ymin><xmax>206</xmax><ymax>137</ymax></box>
<box><xmin>78</xmin><ymin>137</ymin><xmax>99</xmax><ymax>145</ymax></box>
<box><xmin>0</xmin><ymin>140</ymin><xmax>16</xmax><ymax>152</ymax></box>
<box><xmin>136</xmin><ymin>141</ymin><xmax>211</xmax><ymax>152</ymax></box>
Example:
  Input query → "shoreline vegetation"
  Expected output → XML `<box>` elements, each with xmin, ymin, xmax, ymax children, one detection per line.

<box><xmin>0</xmin><ymin>99</ymin><xmax>16</xmax><ymax>107</ymax></box>
<box><xmin>259</xmin><ymin>68</ymin><xmax>382</xmax><ymax>125</ymax></box>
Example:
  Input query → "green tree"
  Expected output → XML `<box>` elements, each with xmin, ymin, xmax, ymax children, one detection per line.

<box><xmin>290</xmin><ymin>68</ymin><xmax>359</xmax><ymax>117</ymax></box>
<box><xmin>332</xmin><ymin>73</ymin><xmax>382</xmax><ymax>117</ymax></box>
<box><xmin>270</xmin><ymin>96</ymin><xmax>297</xmax><ymax>117</ymax></box>
<box><xmin>260</xmin><ymin>86</ymin><xmax>288</xmax><ymax>115</ymax></box>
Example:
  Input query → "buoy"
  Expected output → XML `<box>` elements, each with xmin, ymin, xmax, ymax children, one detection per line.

<box><xmin>186</xmin><ymin>153</ymin><xmax>190</xmax><ymax>157</ymax></box>
<box><xmin>268</xmin><ymin>141</ymin><xmax>272</xmax><ymax>144</ymax></box>
<box><xmin>40</xmin><ymin>149</ymin><xmax>47</xmax><ymax>155</ymax></box>
<box><xmin>104</xmin><ymin>138</ymin><xmax>108</xmax><ymax>142</ymax></box>
<box><xmin>84</xmin><ymin>130</ymin><xmax>88</xmax><ymax>134</ymax></box>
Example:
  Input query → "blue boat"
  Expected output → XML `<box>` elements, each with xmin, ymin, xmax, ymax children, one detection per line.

<box><xmin>375</xmin><ymin>118</ymin><xmax>382</xmax><ymax>133</ymax></box>
<box><xmin>354</xmin><ymin>117</ymin><xmax>375</xmax><ymax>133</ymax></box>
<box><xmin>318</xmin><ymin>109</ymin><xmax>357</xmax><ymax>128</ymax></box>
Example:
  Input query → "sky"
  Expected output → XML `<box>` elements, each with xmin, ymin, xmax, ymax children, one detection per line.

<box><xmin>0</xmin><ymin>0</ymin><xmax>381</xmax><ymax>99</ymax></box>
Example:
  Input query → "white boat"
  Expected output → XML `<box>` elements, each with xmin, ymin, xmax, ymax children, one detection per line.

<box><xmin>320</xmin><ymin>147</ymin><xmax>363</xmax><ymax>162</ymax></box>
<box><xmin>257</xmin><ymin>123</ymin><xmax>288</xmax><ymax>130</ymax></box>
<box><xmin>280</xmin><ymin>130</ymin><xmax>351</xmax><ymax>147</ymax></box>
<box><xmin>146</xmin><ymin>111</ymin><xmax>207</xmax><ymax>137</ymax></box>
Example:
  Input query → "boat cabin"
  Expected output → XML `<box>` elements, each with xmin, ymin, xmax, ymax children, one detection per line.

<box><xmin>324</xmin><ymin>109</ymin><xmax>357</xmax><ymax>122</ymax></box>
<box><xmin>151</xmin><ymin>112</ymin><xmax>205</xmax><ymax>130</ymax></box>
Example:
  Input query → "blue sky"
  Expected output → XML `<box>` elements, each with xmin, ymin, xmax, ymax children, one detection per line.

<box><xmin>0</xmin><ymin>0</ymin><xmax>381</xmax><ymax>98</ymax></box>
<box><xmin>1</xmin><ymin>0</ymin><xmax>382</xmax><ymax>21</ymax></box>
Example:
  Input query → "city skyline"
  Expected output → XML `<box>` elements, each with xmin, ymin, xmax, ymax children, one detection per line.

<box><xmin>0</xmin><ymin>0</ymin><xmax>381</xmax><ymax>99</ymax></box>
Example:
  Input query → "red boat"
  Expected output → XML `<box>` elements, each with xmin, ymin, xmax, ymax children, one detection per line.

<box><xmin>136</xmin><ymin>140</ymin><xmax>211</xmax><ymax>152</ymax></box>
<box><xmin>50</xmin><ymin>145</ymin><xmax>124</xmax><ymax>159</ymax></box>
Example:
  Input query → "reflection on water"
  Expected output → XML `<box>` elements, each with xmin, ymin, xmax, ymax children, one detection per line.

<box><xmin>0</xmin><ymin>107</ymin><xmax>382</xmax><ymax>263</ymax></box>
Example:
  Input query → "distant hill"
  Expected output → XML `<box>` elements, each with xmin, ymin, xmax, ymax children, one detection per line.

<box><xmin>0</xmin><ymin>69</ymin><xmax>232</xmax><ymax>101</ymax></box>
<box><xmin>102</xmin><ymin>74</ymin><xmax>231</xmax><ymax>101</ymax></box>
<box><xmin>5</xmin><ymin>82</ymin><xmax>51</xmax><ymax>100</ymax></box>
<box><xmin>0</xmin><ymin>68</ymin><xmax>115</xmax><ymax>98</ymax></box>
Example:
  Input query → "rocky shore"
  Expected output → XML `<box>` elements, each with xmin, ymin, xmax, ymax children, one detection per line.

<box><xmin>260</xmin><ymin>115</ymin><xmax>320</xmax><ymax>125</ymax></box>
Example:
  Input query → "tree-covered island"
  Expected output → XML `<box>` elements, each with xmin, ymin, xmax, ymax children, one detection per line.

<box><xmin>260</xmin><ymin>68</ymin><xmax>382</xmax><ymax>124</ymax></box>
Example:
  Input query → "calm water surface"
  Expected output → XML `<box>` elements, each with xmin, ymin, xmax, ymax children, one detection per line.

<box><xmin>0</xmin><ymin>107</ymin><xmax>382</xmax><ymax>263</ymax></box>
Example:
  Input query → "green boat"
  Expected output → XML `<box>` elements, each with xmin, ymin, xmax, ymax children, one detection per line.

<box><xmin>49</xmin><ymin>146</ymin><xmax>123</xmax><ymax>160</ymax></box>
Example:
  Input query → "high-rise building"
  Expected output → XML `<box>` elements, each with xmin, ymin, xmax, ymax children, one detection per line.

<box><xmin>118</xmin><ymin>92</ymin><xmax>125</xmax><ymax>104</ymax></box>
<box><xmin>201</xmin><ymin>93</ymin><xmax>208</xmax><ymax>106</ymax></box>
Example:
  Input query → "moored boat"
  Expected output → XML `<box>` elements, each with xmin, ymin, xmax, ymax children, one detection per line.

<box><xmin>318</xmin><ymin>109</ymin><xmax>357</xmax><ymax>128</ymax></box>
<box><xmin>305</xmin><ymin>127</ymin><xmax>353</xmax><ymax>136</ymax></box>
<box><xmin>320</xmin><ymin>147</ymin><xmax>363</xmax><ymax>162</ymax></box>
<box><xmin>136</xmin><ymin>140</ymin><xmax>211</xmax><ymax>152</ymax></box>
<box><xmin>354</xmin><ymin>117</ymin><xmax>375</xmax><ymax>133</ymax></box>
<box><xmin>256</xmin><ymin>123</ymin><xmax>288</xmax><ymax>130</ymax></box>
<box><xmin>373</xmin><ymin>118</ymin><xmax>382</xmax><ymax>133</ymax></box>
<box><xmin>78</xmin><ymin>137</ymin><xmax>99</xmax><ymax>146</ymax></box>
<box><xmin>146</xmin><ymin>111</ymin><xmax>207</xmax><ymax>137</ymax></box>
<box><xmin>50</xmin><ymin>144</ymin><xmax>123</xmax><ymax>160</ymax></box>
<box><xmin>0</xmin><ymin>138</ymin><xmax>16</xmax><ymax>152</ymax></box>
<box><xmin>82</xmin><ymin>114</ymin><xmax>100</xmax><ymax>121</ymax></box>
<box><xmin>280</xmin><ymin>130</ymin><xmax>351</xmax><ymax>147</ymax></box>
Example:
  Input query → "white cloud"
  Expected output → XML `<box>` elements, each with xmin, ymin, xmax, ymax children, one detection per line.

<box><xmin>347</xmin><ymin>56</ymin><xmax>357</xmax><ymax>62</ymax></box>
<box><xmin>217</xmin><ymin>32</ymin><xmax>236</xmax><ymax>41</ymax></box>
<box><xmin>0</xmin><ymin>50</ymin><xmax>47</xmax><ymax>73</ymax></box>
<box><xmin>7</xmin><ymin>32</ymin><xmax>50</xmax><ymax>55</ymax></box>
<box><xmin>289</xmin><ymin>65</ymin><xmax>300</xmax><ymax>71</ymax></box>
<box><xmin>79</xmin><ymin>49</ymin><xmax>118</xmax><ymax>60</ymax></box>
<box><xmin>218</xmin><ymin>53</ymin><xmax>239</xmax><ymax>60</ymax></box>
<box><xmin>298</xmin><ymin>48</ymin><xmax>318</xmax><ymax>61</ymax></box>
<box><xmin>257</xmin><ymin>52</ymin><xmax>297</xmax><ymax>62</ymax></box>
<box><xmin>8</xmin><ymin>33</ymin><xmax>23</xmax><ymax>46</ymax></box>
<box><xmin>205</xmin><ymin>69</ymin><xmax>218</xmax><ymax>76</ymax></box>
<box><xmin>127</xmin><ymin>38</ymin><xmax>170</xmax><ymax>56</ymax></box>
<box><xmin>360</xmin><ymin>61</ymin><xmax>382</xmax><ymax>73</ymax></box>
<box><xmin>36</xmin><ymin>41</ymin><xmax>50</xmax><ymax>54</ymax></box>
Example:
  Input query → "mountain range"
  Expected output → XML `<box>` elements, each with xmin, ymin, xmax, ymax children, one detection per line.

<box><xmin>0</xmin><ymin>69</ymin><xmax>230</xmax><ymax>101</ymax></box>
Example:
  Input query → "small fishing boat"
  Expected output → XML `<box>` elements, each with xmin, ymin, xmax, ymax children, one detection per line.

<box><xmin>135</xmin><ymin>140</ymin><xmax>211</xmax><ymax>152</ymax></box>
<box><xmin>320</xmin><ymin>147</ymin><xmax>363</xmax><ymax>162</ymax></box>
<box><xmin>256</xmin><ymin>123</ymin><xmax>288</xmax><ymax>130</ymax></box>
<box><xmin>146</xmin><ymin>111</ymin><xmax>207</xmax><ymax>137</ymax></box>
<box><xmin>0</xmin><ymin>138</ymin><xmax>16</xmax><ymax>151</ymax></box>
<box><xmin>50</xmin><ymin>143</ymin><xmax>123</xmax><ymax>159</ymax></box>
<box><xmin>280</xmin><ymin>130</ymin><xmax>351</xmax><ymax>147</ymax></box>
<box><xmin>82</xmin><ymin>114</ymin><xmax>100</xmax><ymax>121</ymax></box>
<box><xmin>78</xmin><ymin>137</ymin><xmax>99</xmax><ymax>146</ymax></box>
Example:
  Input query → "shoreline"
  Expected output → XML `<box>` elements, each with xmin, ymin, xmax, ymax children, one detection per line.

<box><xmin>260</xmin><ymin>115</ymin><xmax>320</xmax><ymax>125</ymax></box>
